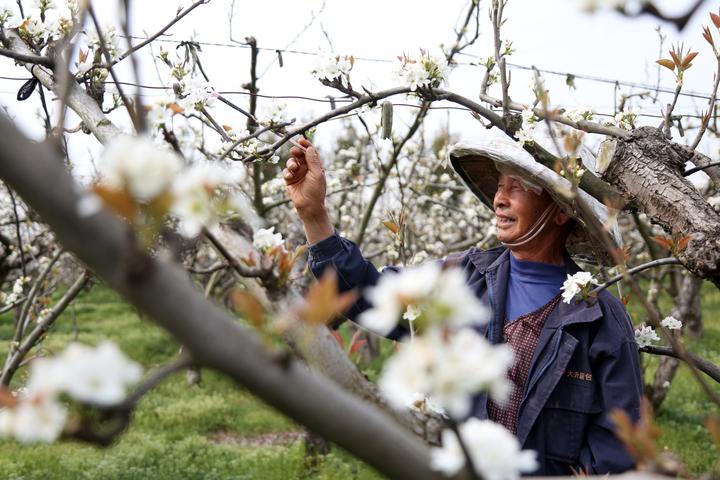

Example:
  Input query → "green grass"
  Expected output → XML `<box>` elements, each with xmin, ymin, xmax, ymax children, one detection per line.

<box><xmin>626</xmin><ymin>280</ymin><xmax>720</xmax><ymax>474</ymax></box>
<box><xmin>0</xmin><ymin>280</ymin><xmax>719</xmax><ymax>478</ymax></box>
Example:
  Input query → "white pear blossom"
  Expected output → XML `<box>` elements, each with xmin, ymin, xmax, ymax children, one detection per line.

<box><xmin>56</xmin><ymin>342</ymin><xmax>142</xmax><ymax>405</ymax></box>
<box><xmin>3</xmin><ymin>276</ymin><xmax>29</xmax><ymax>305</ymax></box>
<box><xmin>0</xmin><ymin>1</ymin><xmax>22</xmax><ymax>28</ymax></box>
<box><xmin>311</xmin><ymin>53</ymin><xmax>353</xmax><ymax>81</ymax></box>
<box><xmin>0</xmin><ymin>408</ymin><xmax>14</xmax><ymax>437</ymax></box>
<box><xmin>257</xmin><ymin>100</ymin><xmax>289</xmax><ymax>127</ymax></box>
<box><xmin>10</xmin><ymin>396</ymin><xmax>67</xmax><ymax>443</ymax></box>
<box><xmin>614</xmin><ymin>106</ymin><xmax>639</xmax><ymax>130</ymax></box>
<box><xmin>146</xmin><ymin>102</ymin><xmax>174</xmax><ymax>130</ymax></box>
<box><xmin>99</xmin><ymin>135</ymin><xmax>183</xmax><ymax>201</ymax></box>
<box><xmin>86</xmin><ymin>25</ymin><xmax>120</xmax><ymax>59</ymax></box>
<box><xmin>517</xmin><ymin>107</ymin><xmax>538</xmax><ymax>146</ymax></box>
<box><xmin>358</xmin><ymin>264</ymin><xmax>488</xmax><ymax>336</ymax></box>
<box><xmin>170</xmin><ymin>163</ymin><xmax>245</xmax><ymax>238</ymax></box>
<box><xmin>253</xmin><ymin>227</ymin><xmax>284</xmax><ymax>253</ymax></box>
<box><xmin>379</xmin><ymin>327</ymin><xmax>513</xmax><ymax>418</ymax></box>
<box><xmin>403</xmin><ymin>304</ymin><xmax>422</xmax><ymax>322</ymax></box>
<box><xmin>560</xmin><ymin>271</ymin><xmax>598</xmax><ymax>304</ymax></box>
<box><xmin>634</xmin><ymin>325</ymin><xmax>660</xmax><ymax>348</ymax></box>
<box><xmin>178</xmin><ymin>77</ymin><xmax>216</xmax><ymax>113</ymax></box>
<box><xmin>395</xmin><ymin>52</ymin><xmax>451</xmax><ymax>91</ymax></box>
<box><xmin>660</xmin><ymin>315</ymin><xmax>682</xmax><ymax>330</ymax></box>
<box><xmin>565</xmin><ymin>106</ymin><xmax>595</xmax><ymax>123</ymax></box>
<box><xmin>431</xmin><ymin>418</ymin><xmax>538</xmax><ymax>479</ymax></box>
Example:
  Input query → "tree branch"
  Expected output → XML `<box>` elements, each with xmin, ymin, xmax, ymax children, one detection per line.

<box><xmin>0</xmin><ymin>46</ymin><xmax>54</xmax><ymax>67</ymax></box>
<box><xmin>641</xmin><ymin>345</ymin><xmax>720</xmax><ymax>383</ymax></box>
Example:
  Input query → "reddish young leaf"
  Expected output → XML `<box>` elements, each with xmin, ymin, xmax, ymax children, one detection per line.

<box><xmin>703</xmin><ymin>26</ymin><xmax>715</xmax><ymax>47</ymax></box>
<box><xmin>231</xmin><ymin>290</ymin><xmax>266</xmax><ymax>330</ymax></box>
<box><xmin>655</xmin><ymin>59</ymin><xmax>675</xmax><ymax>71</ymax></box>
<box><xmin>675</xmin><ymin>235</ymin><xmax>693</xmax><ymax>253</ymax></box>
<box><xmin>651</xmin><ymin>236</ymin><xmax>674</xmax><ymax>251</ymax></box>
<box><xmin>622</xmin><ymin>293</ymin><xmax>631</xmax><ymax>306</ymax></box>
<box><xmin>298</xmin><ymin>270</ymin><xmax>358</xmax><ymax>326</ymax></box>
<box><xmin>92</xmin><ymin>184</ymin><xmax>138</xmax><ymax>220</ymax></box>
<box><xmin>681</xmin><ymin>51</ymin><xmax>699</xmax><ymax>69</ymax></box>
<box><xmin>382</xmin><ymin>220</ymin><xmax>400</xmax><ymax>235</ymax></box>
<box><xmin>710</xmin><ymin>11</ymin><xmax>720</xmax><ymax>29</ymax></box>
<box><xmin>668</xmin><ymin>47</ymin><xmax>681</xmax><ymax>66</ymax></box>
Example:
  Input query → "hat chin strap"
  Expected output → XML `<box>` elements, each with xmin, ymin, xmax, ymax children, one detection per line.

<box><xmin>500</xmin><ymin>203</ymin><xmax>559</xmax><ymax>248</ymax></box>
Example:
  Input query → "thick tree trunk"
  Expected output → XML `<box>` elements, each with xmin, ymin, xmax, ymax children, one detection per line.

<box><xmin>602</xmin><ymin>127</ymin><xmax>720</xmax><ymax>287</ymax></box>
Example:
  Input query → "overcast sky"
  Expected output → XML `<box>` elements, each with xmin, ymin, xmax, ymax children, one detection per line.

<box><xmin>1</xmin><ymin>0</ymin><xmax>717</xmax><ymax>183</ymax></box>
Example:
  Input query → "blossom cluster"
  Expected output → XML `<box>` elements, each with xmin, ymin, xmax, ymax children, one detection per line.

<box><xmin>560</xmin><ymin>271</ymin><xmax>598</xmax><ymax>304</ymax></box>
<box><xmin>565</xmin><ymin>106</ymin><xmax>595</xmax><ymax>123</ymax></box>
<box><xmin>516</xmin><ymin>107</ymin><xmax>538</xmax><ymax>146</ymax></box>
<box><xmin>88</xmin><ymin>135</ymin><xmax>250</xmax><ymax>238</ymax></box>
<box><xmin>311</xmin><ymin>54</ymin><xmax>354</xmax><ymax>83</ymax></box>
<box><xmin>395</xmin><ymin>51</ymin><xmax>451</xmax><ymax>91</ymax></box>
<box><xmin>253</xmin><ymin>227</ymin><xmax>284</xmax><ymax>253</ymax></box>
<box><xmin>660</xmin><ymin>315</ymin><xmax>682</xmax><ymax>330</ymax></box>
<box><xmin>378</xmin><ymin>326</ymin><xmax>513</xmax><ymax>418</ymax></box>
<box><xmin>613</xmin><ymin>106</ymin><xmax>639</xmax><ymax>130</ymax></box>
<box><xmin>1</xmin><ymin>276</ymin><xmax>29</xmax><ymax>306</ymax></box>
<box><xmin>431</xmin><ymin>418</ymin><xmax>538</xmax><ymax>479</ymax></box>
<box><xmin>634</xmin><ymin>324</ymin><xmax>660</xmax><ymax>348</ymax></box>
<box><xmin>0</xmin><ymin>342</ymin><xmax>141</xmax><ymax>443</ymax></box>
<box><xmin>358</xmin><ymin>262</ymin><xmax>489</xmax><ymax>335</ymax></box>
<box><xmin>177</xmin><ymin>77</ymin><xmax>217</xmax><ymax>114</ymax></box>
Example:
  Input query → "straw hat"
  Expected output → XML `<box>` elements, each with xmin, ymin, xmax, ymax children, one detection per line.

<box><xmin>449</xmin><ymin>138</ymin><xmax>621</xmax><ymax>266</ymax></box>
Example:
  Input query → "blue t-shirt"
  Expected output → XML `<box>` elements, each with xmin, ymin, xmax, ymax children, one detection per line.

<box><xmin>505</xmin><ymin>253</ymin><xmax>567</xmax><ymax>322</ymax></box>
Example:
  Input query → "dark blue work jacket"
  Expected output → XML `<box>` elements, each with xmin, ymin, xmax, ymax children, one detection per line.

<box><xmin>308</xmin><ymin>233</ymin><xmax>642</xmax><ymax>476</ymax></box>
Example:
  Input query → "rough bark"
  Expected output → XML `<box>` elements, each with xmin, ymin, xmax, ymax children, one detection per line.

<box><xmin>602</xmin><ymin>127</ymin><xmax>720</xmax><ymax>287</ymax></box>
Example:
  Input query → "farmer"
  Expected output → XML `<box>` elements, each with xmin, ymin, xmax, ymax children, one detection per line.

<box><xmin>283</xmin><ymin>137</ymin><xmax>642</xmax><ymax>476</ymax></box>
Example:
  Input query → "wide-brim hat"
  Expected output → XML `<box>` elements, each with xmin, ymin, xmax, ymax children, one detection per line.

<box><xmin>449</xmin><ymin>138</ymin><xmax>621</xmax><ymax>266</ymax></box>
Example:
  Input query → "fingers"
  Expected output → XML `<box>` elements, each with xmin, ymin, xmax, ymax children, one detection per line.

<box><xmin>283</xmin><ymin>159</ymin><xmax>308</xmax><ymax>186</ymax></box>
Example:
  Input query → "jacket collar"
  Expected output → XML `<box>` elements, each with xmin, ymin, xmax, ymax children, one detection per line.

<box><xmin>468</xmin><ymin>246</ymin><xmax>603</xmax><ymax>328</ymax></box>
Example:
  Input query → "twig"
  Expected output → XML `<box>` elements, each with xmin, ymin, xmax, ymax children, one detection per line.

<box><xmin>683</xmin><ymin>161</ymin><xmax>720</xmax><ymax>177</ymax></box>
<box><xmin>491</xmin><ymin>0</ymin><xmax>511</xmax><ymax>123</ymax></box>
<box><xmin>187</xmin><ymin>263</ymin><xmax>229</xmax><ymax>274</ymax></box>
<box><xmin>15</xmin><ymin>249</ymin><xmax>64</xmax><ymax>340</ymax></box>
<box><xmin>87</xmin><ymin>3</ymin><xmax>144</xmax><ymax>132</ymax></box>
<box><xmin>108</xmin><ymin>0</ymin><xmax>209</xmax><ymax>69</ymax></box>
<box><xmin>0</xmin><ymin>47</ymin><xmax>54</xmax><ymax>67</ymax></box>
<box><xmin>641</xmin><ymin>345</ymin><xmax>720</xmax><ymax>383</ymax></box>
<box><xmin>202</xmin><ymin>228</ymin><xmax>269</xmax><ymax>279</ymax></box>
<box><xmin>0</xmin><ymin>272</ymin><xmax>90</xmax><ymax>387</ymax></box>
<box><xmin>590</xmin><ymin>258</ymin><xmax>682</xmax><ymax>295</ymax></box>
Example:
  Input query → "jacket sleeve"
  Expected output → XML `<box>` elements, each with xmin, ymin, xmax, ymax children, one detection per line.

<box><xmin>307</xmin><ymin>230</ymin><xmax>406</xmax><ymax>339</ymax></box>
<box><xmin>581</xmin><ymin>296</ymin><xmax>642</xmax><ymax>474</ymax></box>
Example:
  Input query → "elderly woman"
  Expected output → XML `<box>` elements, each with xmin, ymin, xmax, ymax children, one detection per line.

<box><xmin>283</xmin><ymin>137</ymin><xmax>641</xmax><ymax>476</ymax></box>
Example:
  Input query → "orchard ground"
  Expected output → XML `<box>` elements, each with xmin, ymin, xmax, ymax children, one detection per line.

<box><xmin>0</xmin><ymin>279</ymin><xmax>718</xmax><ymax>479</ymax></box>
